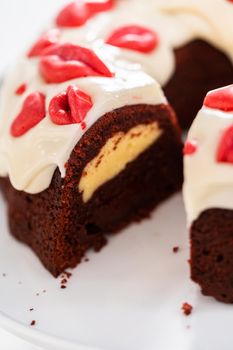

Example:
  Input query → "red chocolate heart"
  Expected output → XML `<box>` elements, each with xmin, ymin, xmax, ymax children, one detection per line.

<box><xmin>28</xmin><ymin>29</ymin><xmax>60</xmax><ymax>58</ymax></box>
<box><xmin>217</xmin><ymin>125</ymin><xmax>233</xmax><ymax>163</ymax></box>
<box><xmin>56</xmin><ymin>0</ymin><xmax>114</xmax><ymax>28</ymax></box>
<box><xmin>11</xmin><ymin>92</ymin><xmax>46</xmax><ymax>137</ymax></box>
<box><xmin>49</xmin><ymin>85</ymin><xmax>93</xmax><ymax>125</ymax></box>
<box><xmin>204</xmin><ymin>85</ymin><xmax>233</xmax><ymax>112</ymax></box>
<box><xmin>183</xmin><ymin>140</ymin><xmax>197</xmax><ymax>155</ymax></box>
<box><xmin>39</xmin><ymin>43</ymin><xmax>113</xmax><ymax>83</ymax></box>
<box><xmin>106</xmin><ymin>25</ymin><xmax>159</xmax><ymax>53</ymax></box>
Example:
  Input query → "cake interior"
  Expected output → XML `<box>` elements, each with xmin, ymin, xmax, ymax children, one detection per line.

<box><xmin>164</xmin><ymin>40</ymin><xmax>233</xmax><ymax>128</ymax></box>
<box><xmin>191</xmin><ymin>208</ymin><xmax>233</xmax><ymax>303</ymax></box>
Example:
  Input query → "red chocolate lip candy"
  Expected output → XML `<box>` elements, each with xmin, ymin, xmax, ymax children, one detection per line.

<box><xmin>39</xmin><ymin>43</ymin><xmax>113</xmax><ymax>83</ymax></box>
<box><xmin>56</xmin><ymin>0</ymin><xmax>115</xmax><ymax>28</ymax></box>
<box><xmin>28</xmin><ymin>29</ymin><xmax>60</xmax><ymax>58</ymax></box>
<box><xmin>49</xmin><ymin>85</ymin><xmax>93</xmax><ymax>126</ymax></box>
<box><xmin>204</xmin><ymin>85</ymin><xmax>233</xmax><ymax>112</ymax></box>
<box><xmin>217</xmin><ymin>125</ymin><xmax>233</xmax><ymax>164</ymax></box>
<box><xmin>11</xmin><ymin>92</ymin><xmax>46</xmax><ymax>137</ymax></box>
<box><xmin>106</xmin><ymin>25</ymin><xmax>159</xmax><ymax>53</ymax></box>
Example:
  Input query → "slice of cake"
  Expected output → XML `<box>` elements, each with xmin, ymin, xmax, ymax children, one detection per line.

<box><xmin>183</xmin><ymin>85</ymin><xmax>233</xmax><ymax>303</ymax></box>
<box><xmin>0</xmin><ymin>41</ymin><xmax>183</xmax><ymax>276</ymax></box>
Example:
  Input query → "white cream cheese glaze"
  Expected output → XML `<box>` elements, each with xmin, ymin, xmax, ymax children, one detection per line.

<box><xmin>183</xmin><ymin>106</ymin><xmax>233</xmax><ymax>225</ymax></box>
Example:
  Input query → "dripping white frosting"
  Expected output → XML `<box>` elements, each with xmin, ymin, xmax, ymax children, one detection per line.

<box><xmin>183</xmin><ymin>106</ymin><xmax>233</xmax><ymax>225</ymax></box>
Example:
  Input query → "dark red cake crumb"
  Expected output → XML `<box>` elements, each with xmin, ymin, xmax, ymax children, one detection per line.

<box><xmin>84</xmin><ymin>257</ymin><xmax>89</xmax><ymax>262</ymax></box>
<box><xmin>60</xmin><ymin>271</ymin><xmax>72</xmax><ymax>289</ymax></box>
<box><xmin>30</xmin><ymin>320</ymin><xmax>36</xmax><ymax>326</ymax></box>
<box><xmin>64</xmin><ymin>271</ymin><xmax>72</xmax><ymax>279</ymax></box>
<box><xmin>173</xmin><ymin>246</ymin><xmax>179</xmax><ymax>253</ymax></box>
<box><xmin>181</xmin><ymin>303</ymin><xmax>193</xmax><ymax>316</ymax></box>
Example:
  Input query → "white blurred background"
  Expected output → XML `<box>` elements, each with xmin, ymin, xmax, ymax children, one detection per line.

<box><xmin>0</xmin><ymin>0</ymin><xmax>68</xmax><ymax>74</ymax></box>
<box><xmin>0</xmin><ymin>1</ymin><xmax>68</xmax><ymax>348</ymax></box>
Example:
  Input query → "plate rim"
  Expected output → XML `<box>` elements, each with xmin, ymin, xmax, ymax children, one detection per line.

<box><xmin>0</xmin><ymin>310</ymin><xmax>104</xmax><ymax>350</ymax></box>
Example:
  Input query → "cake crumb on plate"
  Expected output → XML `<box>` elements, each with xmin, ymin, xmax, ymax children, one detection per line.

<box><xmin>181</xmin><ymin>302</ymin><xmax>193</xmax><ymax>316</ymax></box>
<box><xmin>173</xmin><ymin>246</ymin><xmax>179</xmax><ymax>253</ymax></box>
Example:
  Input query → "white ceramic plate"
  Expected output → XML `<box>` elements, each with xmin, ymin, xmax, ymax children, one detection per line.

<box><xmin>0</xmin><ymin>192</ymin><xmax>232</xmax><ymax>350</ymax></box>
